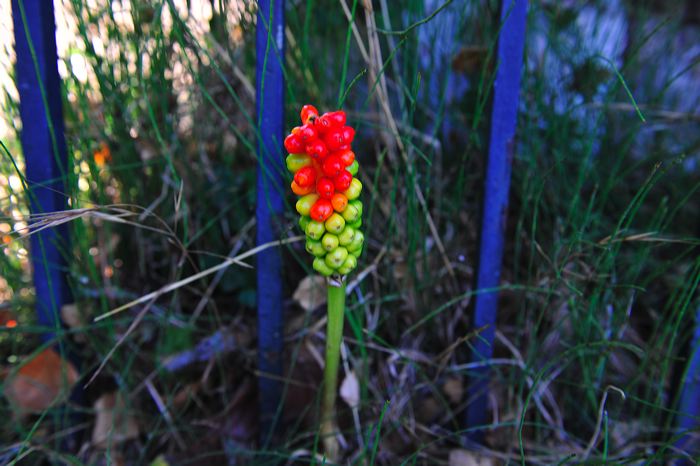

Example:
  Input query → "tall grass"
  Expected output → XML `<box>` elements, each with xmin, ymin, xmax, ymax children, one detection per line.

<box><xmin>1</xmin><ymin>0</ymin><xmax>699</xmax><ymax>464</ymax></box>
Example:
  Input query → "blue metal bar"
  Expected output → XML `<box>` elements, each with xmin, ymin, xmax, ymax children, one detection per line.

<box><xmin>255</xmin><ymin>0</ymin><xmax>285</xmax><ymax>445</ymax></box>
<box><xmin>12</xmin><ymin>0</ymin><xmax>71</xmax><ymax>343</ymax></box>
<box><xmin>466</xmin><ymin>0</ymin><xmax>528</xmax><ymax>438</ymax></box>
<box><xmin>674</xmin><ymin>307</ymin><xmax>700</xmax><ymax>461</ymax></box>
<box><xmin>13</xmin><ymin>0</ymin><xmax>84</xmax><ymax>452</ymax></box>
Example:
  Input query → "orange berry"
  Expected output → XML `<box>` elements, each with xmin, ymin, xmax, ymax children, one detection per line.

<box><xmin>291</xmin><ymin>180</ymin><xmax>314</xmax><ymax>196</ymax></box>
<box><xmin>331</xmin><ymin>193</ymin><xmax>348</xmax><ymax>212</ymax></box>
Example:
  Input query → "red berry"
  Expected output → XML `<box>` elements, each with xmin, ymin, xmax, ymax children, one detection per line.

<box><xmin>323</xmin><ymin>129</ymin><xmax>345</xmax><ymax>151</ymax></box>
<box><xmin>306</xmin><ymin>140</ymin><xmax>328</xmax><ymax>159</ymax></box>
<box><xmin>284</xmin><ymin>133</ymin><xmax>304</xmax><ymax>153</ymax></box>
<box><xmin>337</xmin><ymin>144</ymin><xmax>351</xmax><ymax>151</ymax></box>
<box><xmin>298</xmin><ymin>123</ymin><xmax>318</xmax><ymax>143</ymax></box>
<box><xmin>326</xmin><ymin>111</ymin><xmax>346</xmax><ymax>127</ymax></box>
<box><xmin>341</xmin><ymin>126</ymin><xmax>355</xmax><ymax>145</ymax></box>
<box><xmin>300</xmin><ymin>105</ymin><xmax>319</xmax><ymax>124</ymax></box>
<box><xmin>294</xmin><ymin>166</ymin><xmax>316</xmax><ymax>187</ymax></box>
<box><xmin>334</xmin><ymin>170</ymin><xmax>352</xmax><ymax>191</ymax></box>
<box><xmin>336</xmin><ymin>149</ymin><xmax>355</xmax><ymax>166</ymax></box>
<box><xmin>310</xmin><ymin>198</ymin><xmax>333</xmax><ymax>222</ymax></box>
<box><xmin>316</xmin><ymin>177</ymin><xmax>335</xmax><ymax>199</ymax></box>
<box><xmin>314</xmin><ymin>114</ymin><xmax>333</xmax><ymax>135</ymax></box>
<box><xmin>322</xmin><ymin>155</ymin><xmax>343</xmax><ymax>177</ymax></box>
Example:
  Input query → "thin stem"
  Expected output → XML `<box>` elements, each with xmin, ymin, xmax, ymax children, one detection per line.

<box><xmin>320</xmin><ymin>279</ymin><xmax>346</xmax><ymax>460</ymax></box>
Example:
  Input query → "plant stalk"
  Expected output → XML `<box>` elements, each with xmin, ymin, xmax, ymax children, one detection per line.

<box><xmin>320</xmin><ymin>278</ymin><xmax>346</xmax><ymax>460</ymax></box>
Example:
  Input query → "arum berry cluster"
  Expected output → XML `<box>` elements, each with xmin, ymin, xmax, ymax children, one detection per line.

<box><xmin>285</xmin><ymin>105</ymin><xmax>364</xmax><ymax>277</ymax></box>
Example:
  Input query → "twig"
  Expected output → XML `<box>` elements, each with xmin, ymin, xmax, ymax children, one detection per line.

<box><xmin>84</xmin><ymin>299</ymin><xmax>156</xmax><ymax>388</ymax></box>
<box><xmin>95</xmin><ymin>235</ymin><xmax>304</xmax><ymax>321</ymax></box>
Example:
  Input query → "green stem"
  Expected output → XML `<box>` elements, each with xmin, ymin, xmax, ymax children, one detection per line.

<box><xmin>320</xmin><ymin>279</ymin><xmax>346</xmax><ymax>458</ymax></box>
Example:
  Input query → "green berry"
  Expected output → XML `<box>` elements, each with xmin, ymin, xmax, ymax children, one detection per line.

<box><xmin>349</xmin><ymin>246</ymin><xmax>362</xmax><ymax>258</ymax></box>
<box><xmin>305</xmin><ymin>239</ymin><xmax>326</xmax><ymax>257</ymax></box>
<box><xmin>313</xmin><ymin>257</ymin><xmax>335</xmax><ymax>276</ymax></box>
<box><xmin>296</xmin><ymin>194</ymin><xmax>319</xmax><ymax>216</ymax></box>
<box><xmin>299</xmin><ymin>216</ymin><xmax>310</xmax><ymax>231</ymax></box>
<box><xmin>344</xmin><ymin>178</ymin><xmax>362</xmax><ymax>200</ymax></box>
<box><xmin>286</xmin><ymin>153</ymin><xmax>312</xmax><ymax>173</ymax></box>
<box><xmin>347</xmin><ymin>160</ymin><xmax>359</xmax><ymax>176</ymax></box>
<box><xmin>347</xmin><ymin>230</ymin><xmax>364</xmax><ymax>252</ymax></box>
<box><xmin>322</xmin><ymin>233</ymin><xmax>339</xmax><ymax>251</ymax></box>
<box><xmin>337</xmin><ymin>255</ymin><xmax>357</xmax><ymax>275</ymax></box>
<box><xmin>305</xmin><ymin>220</ymin><xmax>326</xmax><ymax>240</ymax></box>
<box><xmin>338</xmin><ymin>226</ymin><xmax>355</xmax><ymax>246</ymax></box>
<box><xmin>341</xmin><ymin>204</ymin><xmax>360</xmax><ymax>223</ymax></box>
<box><xmin>325</xmin><ymin>246</ymin><xmax>349</xmax><ymax>269</ymax></box>
<box><xmin>348</xmin><ymin>218</ymin><xmax>362</xmax><ymax>229</ymax></box>
<box><xmin>349</xmin><ymin>200</ymin><xmax>363</xmax><ymax>217</ymax></box>
<box><xmin>325</xmin><ymin>213</ymin><xmax>346</xmax><ymax>234</ymax></box>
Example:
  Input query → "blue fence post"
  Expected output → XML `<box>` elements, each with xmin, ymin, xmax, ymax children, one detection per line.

<box><xmin>12</xmin><ymin>0</ymin><xmax>83</xmax><ymax>451</ymax></box>
<box><xmin>255</xmin><ymin>0</ymin><xmax>286</xmax><ymax>446</ymax></box>
<box><xmin>674</xmin><ymin>307</ymin><xmax>700</xmax><ymax>461</ymax></box>
<box><xmin>465</xmin><ymin>0</ymin><xmax>528</xmax><ymax>440</ymax></box>
<box><xmin>12</xmin><ymin>0</ymin><xmax>71</xmax><ymax>343</ymax></box>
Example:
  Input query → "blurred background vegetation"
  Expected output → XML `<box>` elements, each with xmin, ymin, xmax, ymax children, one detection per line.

<box><xmin>1</xmin><ymin>0</ymin><xmax>699</xmax><ymax>464</ymax></box>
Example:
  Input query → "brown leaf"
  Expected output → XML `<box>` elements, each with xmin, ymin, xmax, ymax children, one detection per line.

<box><xmin>3</xmin><ymin>347</ymin><xmax>79</xmax><ymax>413</ymax></box>
<box><xmin>92</xmin><ymin>391</ymin><xmax>139</xmax><ymax>449</ymax></box>
<box><xmin>293</xmin><ymin>275</ymin><xmax>327</xmax><ymax>311</ymax></box>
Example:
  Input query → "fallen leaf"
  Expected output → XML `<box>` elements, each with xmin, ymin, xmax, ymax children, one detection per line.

<box><xmin>443</xmin><ymin>376</ymin><xmax>463</xmax><ymax>404</ymax></box>
<box><xmin>3</xmin><ymin>347</ymin><xmax>79</xmax><ymax>413</ymax></box>
<box><xmin>340</xmin><ymin>370</ymin><xmax>360</xmax><ymax>408</ymax></box>
<box><xmin>92</xmin><ymin>391</ymin><xmax>139</xmax><ymax>449</ymax></box>
<box><xmin>448</xmin><ymin>449</ymin><xmax>495</xmax><ymax>466</ymax></box>
<box><xmin>293</xmin><ymin>275</ymin><xmax>327</xmax><ymax>311</ymax></box>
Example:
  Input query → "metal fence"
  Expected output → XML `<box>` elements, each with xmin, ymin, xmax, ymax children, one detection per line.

<box><xmin>9</xmin><ymin>0</ymin><xmax>699</xmax><ymax>457</ymax></box>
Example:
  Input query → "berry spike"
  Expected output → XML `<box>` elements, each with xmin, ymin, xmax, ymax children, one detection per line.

<box><xmin>284</xmin><ymin>105</ymin><xmax>364</xmax><ymax>277</ymax></box>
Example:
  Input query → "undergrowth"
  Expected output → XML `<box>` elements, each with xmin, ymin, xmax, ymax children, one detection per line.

<box><xmin>1</xmin><ymin>0</ymin><xmax>699</xmax><ymax>464</ymax></box>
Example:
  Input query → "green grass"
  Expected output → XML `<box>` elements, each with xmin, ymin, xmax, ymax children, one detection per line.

<box><xmin>1</xmin><ymin>0</ymin><xmax>699</xmax><ymax>464</ymax></box>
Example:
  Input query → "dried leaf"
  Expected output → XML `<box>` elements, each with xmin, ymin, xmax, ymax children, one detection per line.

<box><xmin>448</xmin><ymin>450</ymin><xmax>495</xmax><ymax>466</ymax></box>
<box><xmin>92</xmin><ymin>391</ymin><xmax>139</xmax><ymax>449</ymax></box>
<box><xmin>293</xmin><ymin>275</ymin><xmax>327</xmax><ymax>311</ymax></box>
<box><xmin>3</xmin><ymin>347</ymin><xmax>79</xmax><ymax>413</ymax></box>
<box><xmin>340</xmin><ymin>370</ymin><xmax>360</xmax><ymax>408</ymax></box>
